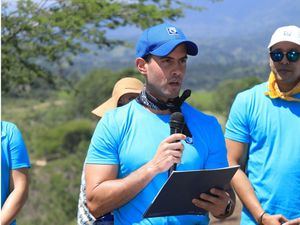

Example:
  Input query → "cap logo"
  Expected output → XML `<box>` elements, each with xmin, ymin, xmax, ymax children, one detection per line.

<box><xmin>283</xmin><ymin>31</ymin><xmax>292</xmax><ymax>36</ymax></box>
<box><xmin>167</xmin><ymin>27</ymin><xmax>178</xmax><ymax>35</ymax></box>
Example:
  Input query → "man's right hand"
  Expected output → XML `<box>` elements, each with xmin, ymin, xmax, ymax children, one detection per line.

<box><xmin>148</xmin><ymin>133</ymin><xmax>186</xmax><ymax>174</ymax></box>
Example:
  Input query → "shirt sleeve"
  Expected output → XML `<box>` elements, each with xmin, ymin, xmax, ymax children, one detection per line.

<box><xmin>10</xmin><ymin>124</ymin><xmax>31</xmax><ymax>170</ymax></box>
<box><xmin>225</xmin><ymin>92</ymin><xmax>250</xmax><ymax>143</ymax></box>
<box><xmin>205</xmin><ymin>117</ymin><xmax>229</xmax><ymax>169</ymax></box>
<box><xmin>85</xmin><ymin>112</ymin><xmax>120</xmax><ymax>165</ymax></box>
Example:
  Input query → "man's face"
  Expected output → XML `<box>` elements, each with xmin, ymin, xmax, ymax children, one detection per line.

<box><xmin>269</xmin><ymin>41</ymin><xmax>300</xmax><ymax>90</ymax></box>
<box><xmin>144</xmin><ymin>44</ymin><xmax>187</xmax><ymax>101</ymax></box>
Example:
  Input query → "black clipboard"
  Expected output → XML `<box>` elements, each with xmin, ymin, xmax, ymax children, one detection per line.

<box><xmin>143</xmin><ymin>165</ymin><xmax>239</xmax><ymax>218</ymax></box>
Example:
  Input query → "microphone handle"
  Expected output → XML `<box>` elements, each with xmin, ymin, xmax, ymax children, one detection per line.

<box><xmin>168</xmin><ymin>163</ymin><xmax>177</xmax><ymax>177</ymax></box>
<box><xmin>168</xmin><ymin>127</ymin><xmax>183</xmax><ymax>177</ymax></box>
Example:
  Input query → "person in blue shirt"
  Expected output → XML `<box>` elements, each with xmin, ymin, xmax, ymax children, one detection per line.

<box><xmin>1</xmin><ymin>121</ymin><xmax>31</xmax><ymax>225</ymax></box>
<box><xmin>84</xmin><ymin>23</ymin><xmax>235</xmax><ymax>225</ymax></box>
<box><xmin>225</xmin><ymin>25</ymin><xmax>300</xmax><ymax>225</ymax></box>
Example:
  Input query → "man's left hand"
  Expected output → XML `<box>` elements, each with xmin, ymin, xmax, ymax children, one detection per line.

<box><xmin>192</xmin><ymin>188</ymin><xmax>232</xmax><ymax>218</ymax></box>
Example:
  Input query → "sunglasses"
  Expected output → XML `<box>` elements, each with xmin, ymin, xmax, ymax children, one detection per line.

<box><xmin>270</xmin><ymin>50</ymin><xmax>300</xmax><ymax>62</ymax></box>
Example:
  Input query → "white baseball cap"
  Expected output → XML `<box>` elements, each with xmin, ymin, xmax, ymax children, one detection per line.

<box><xmin>268</xmin><ymin>25</ymin><xmax>300</xmax><ymax>49</ymax></box>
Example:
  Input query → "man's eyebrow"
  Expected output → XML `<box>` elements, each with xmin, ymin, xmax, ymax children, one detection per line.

<box><xmin>181</xmin><ymin>56</ymin><xmax>188</xmax><ymax>60</ymax></box>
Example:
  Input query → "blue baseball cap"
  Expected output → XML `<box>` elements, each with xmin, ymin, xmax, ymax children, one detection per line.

<box><xmin>135</xmin><ymin>23</ymin><xmax>198</xmax><ymax>58</ymax></box>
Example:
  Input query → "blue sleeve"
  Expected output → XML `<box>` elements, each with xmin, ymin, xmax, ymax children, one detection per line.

<box><xmin>9</xmin><ymin>124</ymin><xmax>31</xmax><ymax>169</ymax></box>
<box><xmin>225</xmin><ymin>92</ymin><xmax>250</xmax><ymax>143</ymax></box>
<box><xmin>205</xmin><ymin>117</ymin><xmax>228</xmax><ymax>169</ymax></box>
<box><xmin>85</xmin><ymin>113</ymin><xmax>120</xmax><ymax>165</ymax></box>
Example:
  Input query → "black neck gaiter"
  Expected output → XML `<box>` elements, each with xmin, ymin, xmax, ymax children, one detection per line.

<box><xmin>136</xmin><ymin>89</ymin><xmax>192</xmax><ymax>138</ymax></box>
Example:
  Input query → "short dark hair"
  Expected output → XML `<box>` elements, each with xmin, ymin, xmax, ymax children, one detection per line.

<box><xmin>143</xmin><ymin>54</ymin><xmax>152</xmax><ymax>62</ymax></box>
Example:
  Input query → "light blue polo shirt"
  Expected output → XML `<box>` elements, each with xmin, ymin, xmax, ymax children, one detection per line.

<box><xmin>225</xmin><ymin>82</ymin><xmax>300</xmax><ymax>224</ymax></box>
<box><xmin>1</xmin><ymin>121</ymin><xmax>31</xmax><ymax>225</ymax></box>
<box><xmin>85</xmin><ymin>100</ymin><xmax>228</xmax><ymax>225</ymax></box>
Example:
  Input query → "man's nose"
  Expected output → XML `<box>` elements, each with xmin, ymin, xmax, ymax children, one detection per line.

<box><xmin>280</xmin><ymin>55</ymin><xmax>290</xmax><ymax>64</ymax></box>
<box><xmin>172</xmin><ymin>61</ymin><xmax>185</xmax><ymax>76</ymax></box>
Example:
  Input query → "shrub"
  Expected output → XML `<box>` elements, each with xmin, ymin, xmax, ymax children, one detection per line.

<box><xmin>32</xmin><ymin>119</ymin><xmax>94</xmax><ymax>160</ymax></box>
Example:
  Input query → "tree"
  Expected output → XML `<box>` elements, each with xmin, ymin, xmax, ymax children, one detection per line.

<box><xmin>212</xmin><ymin>76</ymin><xmax>262</xmax><ymax>116</ymax></box>
<box><xmin>71</xmin><ymin>67</ymin><xmax>143</xmax><ymax>118</ymax></box>
<box><xmin>1</xmin><ymin>0</ymin><xmax>208</xmax><ymax>93</ymax></box>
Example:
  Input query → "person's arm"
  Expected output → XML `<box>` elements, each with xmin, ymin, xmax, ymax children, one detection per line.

<box><xmin>1</xmin><ymin>168</ymin><xmax>29</xmax><ymax>225</ymax></box>
<box><xmin>85</xmin><ymin>133</ymin><xmax>186</xmax><ymax>218</ymax></box>
<box><xmin>226</xmin><ymin>139</ymin><xmax>288</xmax><ymax>225</ymax></box>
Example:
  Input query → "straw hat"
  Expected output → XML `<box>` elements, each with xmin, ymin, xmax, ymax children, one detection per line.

<box><xmin>91</xmin><ymin>77</ymin><xmax>143</xmax><ymax>117</ymax></box>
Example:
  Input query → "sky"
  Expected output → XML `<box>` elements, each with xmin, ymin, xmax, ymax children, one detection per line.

<box><xmin>108</xmin><ymin>0</ymin><xmax>300</xmax><ymax>43</ymax></box>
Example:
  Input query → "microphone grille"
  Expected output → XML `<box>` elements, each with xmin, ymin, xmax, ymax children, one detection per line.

<box><xmin>170</xmin><ymin>112</ymin><xmax>184</xmax><ymax>124</ymax></box>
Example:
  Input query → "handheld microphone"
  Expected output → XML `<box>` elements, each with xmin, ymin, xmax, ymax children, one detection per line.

<box><xmin>168</xmin><ymin>112</ymin><xmax>185</xmax><ymax>177</ymax></box>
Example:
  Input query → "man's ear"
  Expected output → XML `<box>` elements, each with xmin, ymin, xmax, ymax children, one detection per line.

<box><xmin>136</xmin><ymin>58</ymin><xmax>147</xmax><ymax>75</ymax></box>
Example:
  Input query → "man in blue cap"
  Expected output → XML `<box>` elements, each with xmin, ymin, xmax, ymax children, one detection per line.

<box><xmin>84</xmin><ymin>23</ymin><xmax>235</xmax><ymax>225</ymax></box>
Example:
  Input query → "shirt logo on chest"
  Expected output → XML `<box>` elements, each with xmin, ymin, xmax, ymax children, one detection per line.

<box><xmin>185</xmin><ymin>136</ymin><xmax>193</xmax><ymax>144</ymax></box>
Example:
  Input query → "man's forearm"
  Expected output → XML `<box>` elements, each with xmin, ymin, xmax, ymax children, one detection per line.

<box><xmin>231</xmin><ymin>169</ymin><xmax>264</xmax><ymax>223</ymax></box>
<box><xmin>2</xmin><ymin>168</ymin><xmax>29</xmax><ymax>225</ymax></box>
<box><xmin>1</xmin><ymin>187</ymin><xmax>28</xmax><ymax>225</ymax></box>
